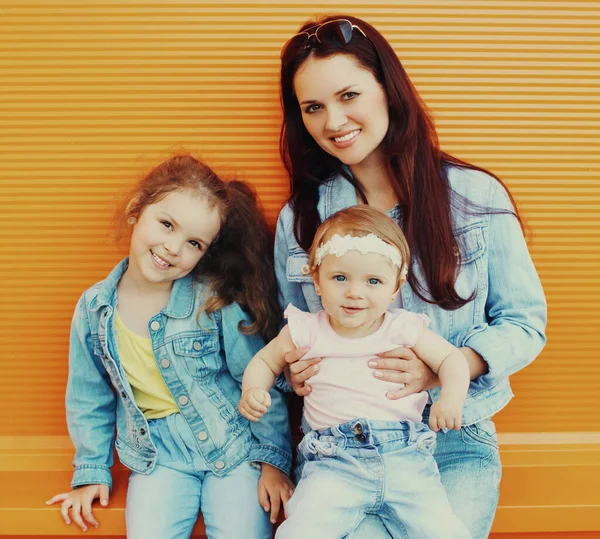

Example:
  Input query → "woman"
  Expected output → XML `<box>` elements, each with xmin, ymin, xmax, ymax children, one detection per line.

<box><xmin>274</xmin><ymin>14</ymin><xmax>546</xmax><ymax>539</ymax></box>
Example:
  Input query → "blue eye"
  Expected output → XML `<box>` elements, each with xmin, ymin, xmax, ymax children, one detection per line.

<box><xmin>368</xmin><ymin>278</ymin><xmax>381</xmax><ymax>285</ymax></box>
<box><xmin>334</xmin><ymin>275</ymin><xmax>346</xmax><ymax>282</ymax></box>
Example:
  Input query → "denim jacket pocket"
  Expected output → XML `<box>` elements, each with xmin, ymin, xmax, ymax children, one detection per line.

<box><xmin>453</xmin><ymin>225</ymin><xmax>487</xmax><ymax>328</ymax></box>
<box><xmin>172</xmin><ymin>331</ymin><xmax>219</xmax><ymax>380</ymax></box>
<box><xmin>286</xmin><ymin>251</ymin><xmax>322</xmax><ymax>312</ymax></box>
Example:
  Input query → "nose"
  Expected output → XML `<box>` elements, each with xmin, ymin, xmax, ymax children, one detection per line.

<box><xmin>345</xmin><ymin>281</ymin><xmax>364</xmax><ymax>299</ymax></box>
<box><xmin>163</xmin><ymin>236</ymin><xmax>183</xmax><ymax>256</ymax></box>
<box><xmin>325</xmin><ymin>104</ymin><xmax>348</xmax><ymax>133</ymax></box>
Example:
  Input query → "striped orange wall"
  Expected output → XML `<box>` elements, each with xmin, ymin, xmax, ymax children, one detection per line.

<box><xmin>0</xmin><ymin>0</ymin><xmax>599</xmax><ymax>438</ymax></box>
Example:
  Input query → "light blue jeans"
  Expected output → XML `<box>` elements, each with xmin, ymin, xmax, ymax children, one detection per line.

<box><xmin>278</xmin><ymin>419</ymin><xmax>471</xmax><ymax>539</ymax></box>
<box><xmin>125</xmin><ymin>413</ymin><xmax>271</xmax><ymax>539</ymax></box>
<box><xmin>347</xmin><ymin>409</ymin><xmax>502</xmax><ymax>539</ymax></box>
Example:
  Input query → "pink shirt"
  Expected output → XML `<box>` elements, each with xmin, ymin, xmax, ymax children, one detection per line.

<box><xmin>285</xmin><ymin>304</ymin><xmax>431</xmax><ymax>431</ymax></box>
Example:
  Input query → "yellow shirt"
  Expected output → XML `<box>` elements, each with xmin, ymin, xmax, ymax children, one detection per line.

<box><xmin>114</xmin><ymin>309</ymin><xmax>179</xmax><ymax>420</ymax></box>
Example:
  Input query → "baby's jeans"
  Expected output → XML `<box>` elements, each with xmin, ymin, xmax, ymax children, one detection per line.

<box><xmin>125</xmin><ymin>413</ymin><xmax>271</xmax><ymax>539</ymax></box>
<box><xmin>277</xmin><ymin>418</ymin><xmax>471</xmax><ymax>539</ymax></box>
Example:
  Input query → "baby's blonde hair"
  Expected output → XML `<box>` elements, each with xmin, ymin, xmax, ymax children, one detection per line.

<box><xmin>308</xmin><ymin>206</ymin><xmax>410</xmax><ymax>287</ymax></box>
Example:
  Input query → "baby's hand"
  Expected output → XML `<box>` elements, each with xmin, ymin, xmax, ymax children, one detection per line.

<box><xmin>238</xmin><ymin>387</ymin><xmax>272</xmax><ymax>422</ymax></box>
<box><xmin>46</xmin><ymin>484</ymin><xmax>109</xmax><ymax>531</ymax></box>
<box><xmin>429</xmin><ymin>396</ymin><xmax>464</xmax><ymax>432</ymax></box>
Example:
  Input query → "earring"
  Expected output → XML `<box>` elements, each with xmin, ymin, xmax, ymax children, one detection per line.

<box><xmin>315</xmin><ymin>285</ymin><xmax>321</xmax><ymax>295</ymax></box>
<box><xmin>127</xmin><ymin>216</ymin><xmax>136</xmax><ymax>225</ymax></box>
<box><xmin>390</xmin><ymin>295</ymin><xmax>397</xmax><ymax>302</ymax></box>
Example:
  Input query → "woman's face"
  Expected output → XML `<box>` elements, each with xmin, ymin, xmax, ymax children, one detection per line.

<box><xmin>293</xmin><ymin>53</ymin><xmax>389</xmax><ymax>169</ymax></box>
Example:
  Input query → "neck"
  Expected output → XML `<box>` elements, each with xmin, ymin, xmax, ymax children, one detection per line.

<box><xmin>350</xmin><ymin>154</ymin><xmax>397</xmax><ymax>213</ymax></box>
<box><xmin>328</xmin><ymin>313</ymin><xmax>385</xmax><ymax>339</ymax></box>
<box><xmin>120</xmin><ymin>267</ymin><xmax>174</xmax><ymax>297</ymax></box>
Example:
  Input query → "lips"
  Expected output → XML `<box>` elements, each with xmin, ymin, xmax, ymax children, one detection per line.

<box><xmin>150</xmin><ymin>251</ymin><xmax>172</xmax><ymax>268</ymax></box>
<box><xmin>342</xmin><ymin>306</ymin><xmax>364</xmax><ymax>315</ymax></box>
<box><xmin>331</xmin><ymin>129</ymin><xmax>361</xmax><ymax>148</ymax></box>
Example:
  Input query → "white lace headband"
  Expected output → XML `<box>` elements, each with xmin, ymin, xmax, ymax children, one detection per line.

<box><xmin>315</xmin><ymin>233</ymin><xmax>408</xmax><ymax>278</ymax></box>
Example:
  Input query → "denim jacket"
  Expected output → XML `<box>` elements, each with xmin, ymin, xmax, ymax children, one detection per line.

<box><xmin>66</xmin><ymin>259</ymin><xmax>292</xmax><ymax>490</ymax></box>
<box><xmin>274</xmin><ymin>164</ymin><xmax>547</xmax><ymax>426</ymax></box>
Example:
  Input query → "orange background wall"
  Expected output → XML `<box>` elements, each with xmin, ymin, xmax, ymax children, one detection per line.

<box><xmin>0</xmin><ymin>0</ymin><xmax>599</xmax><ymax>441</ymax></box>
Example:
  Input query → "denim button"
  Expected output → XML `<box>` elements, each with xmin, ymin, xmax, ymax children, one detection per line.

<box><xmin>351</xmin><ymin>422</ymin><xmax>363</xmax><ymax>434</ymax></box>
<box><xmin>140</xmin><ymin>428</ymin><xmax>146</xmax><ymax>435</ymax></box>
<box><xmin>193</xmin><ymin>341</ymin><xmax>202</xmax><ymax>351</ymax></box>
<box><xmin>160</xmin><ymin>359</ymin><xmax>170</xmax><ymax>368</ymax></box>
<box><xmin>178</xmin><ymin>395</ymin><xmax>189</xmax><ymax>406</ymax></box>
<box><xmin>215</xmin><ymin>460</ymin><xmax>225</xmax><ymax>470</ymax></box>
<box><xmin>150</xmin><ymin>321</ymin><xmax>160</xmax><ymax>331</ymax></box>
<box><xmin>197</xmin><ymin>431</ymin><xmax>208</xmax><ymax>441</ymax></box>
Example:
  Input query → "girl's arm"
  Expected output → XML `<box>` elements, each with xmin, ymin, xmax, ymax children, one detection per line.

<box><xmin>66</xmin><ymin>295</ymin><xmax>117</xmax><ymax>490</ymax></box>
<box><xmin>412</xmin><ymin>329</ymin><xmax>470</xmax><ymax>431</ymax></box>
<box><xmin>219</xmin><ymin>302</ymin><xmax>293</xmax><ymax>476</ymax></box>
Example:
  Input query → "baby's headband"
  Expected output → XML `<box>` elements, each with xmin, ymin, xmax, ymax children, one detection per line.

<box><xmin>315</xmin><ymin>233</ymin><xmax>408</xmax><ymax>278</ymax></box>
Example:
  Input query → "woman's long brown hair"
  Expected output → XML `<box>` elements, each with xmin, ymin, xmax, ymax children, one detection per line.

<box><xmin>280</xmin><ymin>14</ymin><xmax>522</xmax><ymax>310</ymax></box>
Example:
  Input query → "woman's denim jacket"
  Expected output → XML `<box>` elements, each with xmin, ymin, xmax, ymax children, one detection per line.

<box><xmin>274</xmin><ymin>165</ymin><xmax>547</xmax><ymax>426</ymax></box>
<box><xmin>66</xmin><ymin>259</ymin><xmax>292</xmax><ymax>490</ymax></box>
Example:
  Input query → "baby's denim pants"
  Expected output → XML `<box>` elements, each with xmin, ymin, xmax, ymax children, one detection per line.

<box><xmin>277</xmin><ymin>418</ymin><xmax>471</xmax><ymax>539</ymax></box>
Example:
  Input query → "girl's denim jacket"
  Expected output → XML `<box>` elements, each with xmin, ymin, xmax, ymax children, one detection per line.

<box><xmin>66</xmin><ymin>259</ymin><xmax>292</xmax><ymax>490</ymax></box>
<box><xmin>274</xmin><ymin>165</ymin><xmax>547</xmax><ymax>427</ymax></box>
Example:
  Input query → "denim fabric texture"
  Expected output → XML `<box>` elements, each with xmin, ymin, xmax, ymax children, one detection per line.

<box><xmin>274</xmin><ymin>163</ymin><xmax>546</xmax><ymax>538</ymax></box>
<box><xmin>66</xmin><ymin>258</ymin><xmax>292</xmax><ymax>490</ymax></box>
<box><xmin>277</xmin><ymin>419</ymin><xmax>471</xmax><ymax>539</ymax></box>
<box><xmin>125</xmin><ymin>413</ymin><xmax>272</xmax><ymax>539</ymax></box>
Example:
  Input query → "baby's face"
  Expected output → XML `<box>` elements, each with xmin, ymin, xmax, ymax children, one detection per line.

<box><xmin>315</xmin><ymin>249</ymin><xmax>399</xmax><ymax>338</ymax></box>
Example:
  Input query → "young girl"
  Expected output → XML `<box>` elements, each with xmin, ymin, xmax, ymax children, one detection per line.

<box><xmin>46</xmin><ymin>155</ymin><xmax>293</xmax><ymax>539</ymax></box>
<box><xmin>276</xmin><ymin>14</ymin><xmax>547</xmax><ymax>539</ymax></box>
<box><xmin>239</xmin><ymin>206</ymin><xmax>471</xmax><ymax>539</ymax></box>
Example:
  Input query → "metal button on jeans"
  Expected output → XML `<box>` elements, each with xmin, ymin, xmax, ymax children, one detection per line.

<box><xmin>150</xmin><ymin>321</ymin><xmax>160</xmax><ymax>331</ymax></box>
<box><xmin>178</xmin><ymin>395</ymin><xmax>189</xmax><ymax>406</ymax></box>
<box><xmin>193</xmin><ymin>341</ymin><xmax>202</xmax><ymax>351</ymax></box>
<box><xmin>160</xmin><ymin>359</ymin><xmax>170</xmax><ymax>368</ymax></box>
<box><xmin>215</xmin><ymin>460</ymin><xmax>225</xmax><ymax>470</ymax></box>
<box><xmin>197</xmin><ymin>431</ymin><xmax>208</xmax><ymax>441</ymax></box>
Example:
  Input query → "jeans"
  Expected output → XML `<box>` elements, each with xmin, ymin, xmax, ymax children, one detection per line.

<box><xmin>278</xmin><ymin>419</ymin><xmax>471</xmax><ymax>539</ymax></box>
<box><xmin>125</xmin><ymin>413</ymin><xmax>271</xmax><ymax>539</ymax></box>
<box><xmin>347</xmin><ymin>410</ymin><xmax>502</xmax><ymax>539</ymax></box>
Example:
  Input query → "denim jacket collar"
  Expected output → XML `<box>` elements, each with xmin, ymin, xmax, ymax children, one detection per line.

<box><xmin>88</xmin><ymin>257</ymin><xmax>195</xmax><ymax>319</ymax></box>
<box><xmin>317</xmin><ymin>173</ymin><xmax>358</xmax><ymax>222</ymax></box>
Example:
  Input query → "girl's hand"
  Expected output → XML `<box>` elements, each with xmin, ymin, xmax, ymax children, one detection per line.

<box><xmin>429</xmin><ymin>396</ymin><xmax>464</xmax><ymax>432</ymax></box>
<box><xmin>238</xmin><ymin>387</ymin><xmax>272</xmax><ymax>422</ymax></box>
<box><xmin>284</xmin><ymin>347</ymin><xmax>320</xmax><ymax>397</ymax></box>
<box><xmin>258</xmin><ymin>463</ymin><xmax>295</xmax><ymax>524</ymax></box>
<box><xmin>46</xmin><ymin>484</ymin><xmax>109</xmax><ymax>531</ymax></box>
<box><xmin>369</xmin><ymin>347</ymin><xmax>439</xmax><ymax>400</ymax></box>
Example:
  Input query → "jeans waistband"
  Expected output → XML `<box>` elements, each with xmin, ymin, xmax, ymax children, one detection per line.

<box><xmin>309</xmin><ymin>418</ymin><xmax>429</xmax><ymax>449</ymax></box>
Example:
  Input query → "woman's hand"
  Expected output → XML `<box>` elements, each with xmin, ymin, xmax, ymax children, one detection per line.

<box><xmin>369</xmin><ymin>347</ymin><xmax>440</xmax><ymax>400</ymax></box>
<box><xmin>258</xmin><ymin>463</ymin><xmax>295</xmax><ymax>524</ymax></box>
<box><xmin>46</xmin><ymin>484</ymin><xmax>110</xmax><ymax>531</ymax></box>
<box><xmin>284</xmin><ymin>347</ymin><xmax>320</xmax><ymax>397</ymax></box>
<box><xmin>239</xmin><ymin>387</ymin><xmax>272</xmax><ymax>422</ymax></box>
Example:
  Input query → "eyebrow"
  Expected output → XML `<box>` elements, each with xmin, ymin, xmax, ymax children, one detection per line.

<box><xmin>162</xmin><ymin>212</ymin><xmax>209</xmax><ymax>248</ymax></box>
<box><xmin>299</xmin><ymin>85</ymin><xmax>358</xmax><ymax>106</ymax></box>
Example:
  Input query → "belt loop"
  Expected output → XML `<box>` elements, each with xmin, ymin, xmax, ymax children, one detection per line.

<box><xmin>408</xmin><ymin>420</ymin><xmax>416</xmax><ymax>444</ymax></box>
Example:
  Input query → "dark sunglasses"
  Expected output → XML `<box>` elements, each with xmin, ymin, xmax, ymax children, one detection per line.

<box><xmin>281</xmin><ymin>19</ymin><xmax>367</xmax><ymax>57</ymax></box>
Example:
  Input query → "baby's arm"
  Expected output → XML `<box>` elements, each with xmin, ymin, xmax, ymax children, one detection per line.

<box><xmin>239</xmin><ymin>326</ymin><xmax>296</xmax><ymax>422</ymax></box>
<box><xmin>412</xmin><ymin>329</ymin><xmax>470</xmax><ymax>431</ymax></box>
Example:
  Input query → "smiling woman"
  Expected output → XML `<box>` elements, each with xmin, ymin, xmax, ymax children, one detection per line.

<box><xmin>276</xmin><ymin>13</ymin><xmax>547</xmax><ymax>539</ymax></box>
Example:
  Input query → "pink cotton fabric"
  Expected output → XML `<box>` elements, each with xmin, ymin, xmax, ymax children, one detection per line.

<box><xmin>285</xmin><ymin>304</ymin><xmax>431</xmax><ymax>431</ymax></box>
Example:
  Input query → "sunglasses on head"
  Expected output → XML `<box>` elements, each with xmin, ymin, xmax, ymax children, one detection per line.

<box><xmin>281</xmin><ymin>19</ymin><xmax>367</xmax><ymax>57</ymax></box>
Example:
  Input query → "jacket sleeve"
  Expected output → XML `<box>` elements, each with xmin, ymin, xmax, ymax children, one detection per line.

<box><xmin>66</xmin><ymin>296</ymin><xmax>117</xmax><ymax>490</ymax></box>
<box><xmin>461</xmin><ymin>181</ymin><xmax>547</xmax><ymax>387</ymax></box>
<box><xmin>219</xmin><ymin>302</ymin><xmax>293</xmax><ymax>475</ymax></box>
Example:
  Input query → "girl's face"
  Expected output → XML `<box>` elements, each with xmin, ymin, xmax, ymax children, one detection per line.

<box><xmin>127</xmin><ymin>189</ymin><xmax>222</xmax><ymax>288</ymax></box>
<box><xmin>314</xmin><ymin>248</ymin><xmax>399</xmax><ymax>338</ymax></box>
<box><xmin>293</xmin><ymin>53</ymin><xmax>390</xmax><ymax>170</ymax></box>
